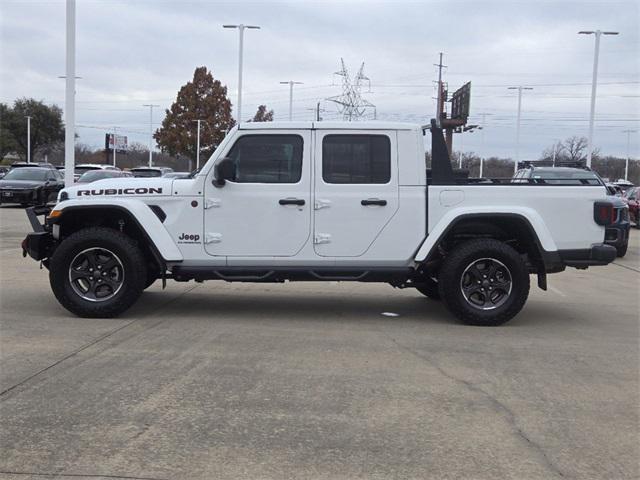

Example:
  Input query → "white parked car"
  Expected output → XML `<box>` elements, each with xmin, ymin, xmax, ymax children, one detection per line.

<box><xmin>74</xmin><ymin>164</ymin><xmax>120</xmax><ymax>182</ymax></box>
<box><xmin>163</xmin><ymin>172</ymin><xmax>191</xmax><ymax>179</ymax></box>
<box><xmin>22</xmin><ymin>121</ymin><xmax>619</xmax><ymax>326</ymax></box>
<box><xmin>130</xmin><ymin>167</ymin><xmax>173</xmax><ymax>178</ymax></box>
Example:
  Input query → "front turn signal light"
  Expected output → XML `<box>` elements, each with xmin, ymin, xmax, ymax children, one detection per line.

<box><xmin>47</xmin><ymin>209</ymin><xmax>63</xmax><ymax>220</ymax></box>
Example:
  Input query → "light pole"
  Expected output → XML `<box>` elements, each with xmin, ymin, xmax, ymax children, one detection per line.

<box><xmin>459</xmin><ymin>126</ymin><xmax>464</xmax><ymax>168</ymax></box>
<box><xmin>279</xmin><ymin>81</ymin><xmax>303</xmax><ymax>121</ymax></box>
<box><xmin>622</xmin><ymin>129</ymin><xmax>637</xmax><ymax>181</ymax></box>
<box><xmin>478</xmin><ymin>112</ymin><xmax>492</xmax><ymax>178</ymax></box>
<box><xmin>112</xmin><ymin>127</ymin><xmax>117</xmax><ymax>167</ymax></box>
<box><xmin>307</xmin><ymin>102</ymin><xmax>324</xmax><ymax>121</ymax></box>
<box><xmin>223</xmin><ymin>24</ymin><xmax>260</xmax><ymax>124</ymax></box>
<box><xmin>142</xmin><ymin>104</ymin><xmax>159</xmax><ymax>166</ymax></box>
<box><xmin>508</xmin><ymin>86</ymin><xmax>533</xmax><ymax>173</ymax></box>
<box><xmin>25</xmin><ymin>116</ymin><xmax>32</xmax><ymax>163</ymax></box>
<box><xmin>550</xmin><ymin>138</ymin><xmax>561</xmax><ymax>167</ymax></box>
<box><xmin>193</xmin><ymin>119</ymin><xmax>206</xmax><ymax>170</ymax></box>
<box><xmin>579</xmin><ymin>30</ymin><xmax>619</xmax><ymax>168</ymax></box>
<box><xmin>476</xmin><ymin>126</ymin><xmax>485</xmax><ymax>177</ymax></box>
<box><xmin>434</xmin><ymin>52</ymin><xmax>446</xmax><ymax>128</ymax></box>
<box><xmin>64</xmin><ymin>0</ymin><xmax>76</xmax><ymax>187</ymax></box>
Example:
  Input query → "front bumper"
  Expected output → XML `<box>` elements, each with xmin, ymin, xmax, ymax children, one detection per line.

<box><xmin>21</xmin><ymin>206</ymin><xmax>55</xmax><ymax>261</ymax></box>
<box><xmin>23</xmin><ymin>231</ymin><xmax>55</xmax><ymax>261</ymax></box>
<box><xmin>0</xmin><ymin>188</ymin><xmax>37</xmax><ymax>204</ymax></box>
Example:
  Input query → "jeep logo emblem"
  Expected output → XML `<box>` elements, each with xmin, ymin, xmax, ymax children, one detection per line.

<box><xmin>177</xmin><ymin>233</ymin><xmax>201</xmax><ymax>244</ymax></box>
<box><xmin>178</xmin><ymin>233</ymin><xmax>200</xmax><ymax>241</ymax></box>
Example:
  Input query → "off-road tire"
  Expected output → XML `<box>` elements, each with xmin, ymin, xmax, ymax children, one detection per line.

<box><xmin>49</xmin><ymin>227</ymin><xmax>147</xmax><ymax>318</ymax></box>
<box><xmin>414</xmin><ymin>277</ymin><xmax>441</xmax><ymax>300</ymax></box>
<box><xmin>616</xmin><ymin>241</ymin><xmax>628</xmax><ymax>257</ymax></box>
<box><xmin>438</xmin><ymin>239</ymin><xmax>530</xmax><ymax>326</ymax></box>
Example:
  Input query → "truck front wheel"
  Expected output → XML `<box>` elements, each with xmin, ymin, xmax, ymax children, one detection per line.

<box><xmin>438</xmin><ymin>239</ymin><xmax>530</xmax><ymax>326</ymax></box>
<box><xmin>49</xmin><ymin>227</ymin><xmax>147</xmax><ymax>318</ymax></box>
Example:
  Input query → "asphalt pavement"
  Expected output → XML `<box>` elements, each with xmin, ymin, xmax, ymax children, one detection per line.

<box><xmin>0</xmin><ymin>206</ymin><xmax>638</xmax><ymax>480</ymax></box>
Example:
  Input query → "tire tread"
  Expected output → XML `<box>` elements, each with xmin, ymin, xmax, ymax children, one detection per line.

<box><xmin>49</xmin><ymin>227</ymin><xmax>146</xmax><ymax>318</ymax></box>
<box><xmin>438</xmin><ymin>239</ymin><xmax>530</xmax><ymax>326</ymax></box>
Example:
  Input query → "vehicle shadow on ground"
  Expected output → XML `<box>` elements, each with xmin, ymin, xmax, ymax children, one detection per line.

<box><xmin>130</xmin><ymin>288</ymin><xmax>549</xmax><ymax>328</ymax></box>
<box><xmin>127</xmin><ymin>285</ymin><xmax>583</xmax><ymax>329</ymax></box>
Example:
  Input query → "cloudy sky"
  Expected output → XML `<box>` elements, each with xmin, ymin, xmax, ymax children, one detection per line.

<box><xmin>1</xmin><ymin>0</ymin><xmax>638</xmax><ymax>159</ymax></box>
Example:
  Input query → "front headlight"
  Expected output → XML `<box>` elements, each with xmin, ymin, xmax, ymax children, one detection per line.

<box><xmin>57</xmin><ymin>190</ymin><xmax>69</xmax><ymax>202</ymax></box>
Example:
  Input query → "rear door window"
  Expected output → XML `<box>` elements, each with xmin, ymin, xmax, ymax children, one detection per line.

<box><xmin>322</xmin><ymin>135</ymin><xmax>391</xmax><ymax>184</ymax></box>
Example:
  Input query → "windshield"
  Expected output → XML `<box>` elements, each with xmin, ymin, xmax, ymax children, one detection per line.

<box><xmin>132</xmin><ymin>169</ymin><xmax>162</xmax><ymax>177</ymax></box>
<box><xmin>77</xmin><ymin>170</ymin><xmax>120</xmax><ymax>183</ymax></box>
<box><xmin>3</xmin><ymin>168</ymin><xmax>49</xmax><ymax>181</ymax></box>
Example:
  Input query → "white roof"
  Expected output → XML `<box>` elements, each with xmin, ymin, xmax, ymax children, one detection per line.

<box><xmin>238</xmin><ymin>121</ymin><xmax>420</xmax><ymax>131</ymax></box>
<box><xmin>75</xmin><ymin>164</ymin><xmax>114</xmax><ymax>169</ymax></box>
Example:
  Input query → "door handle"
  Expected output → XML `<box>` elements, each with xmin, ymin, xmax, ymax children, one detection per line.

<box><xmin>361</xmin><ymin>198</ymin><xmax>387</xmax><ymax>206</ymax></box>
<box><xmin>279</xmin><ymin>198</ymin><xmax>305</xmax><ymax>206</ymax></box>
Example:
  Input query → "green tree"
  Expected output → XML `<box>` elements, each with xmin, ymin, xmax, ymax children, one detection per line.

<box><xmin>0</xmin><ymin>103</ymin><xmax>18</xmax><ymax>159</ymax></box>
<box><xmin>154</xmin><ymin>66</ymin><xmax>235</xmax><ymax>161</ymax></box>
<box><xmin>251</xmin><ymin>105</ymin><xmax>274</xmax><ymax>122</ymax></box>
<box><xmin>1</xmin><ymin>99</ymin><xmax>64</xmax><ymax>161</ymax></box>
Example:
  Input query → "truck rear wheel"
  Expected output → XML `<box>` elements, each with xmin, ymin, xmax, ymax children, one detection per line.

<box><xmin>49</xmin><ymin>227</ymin><xmax>147</xmax><ymax>318</ymax></box>
<box><xmin>616</xmin><ymin>241</ymin><xmax>628</xmax><ymax>257</ymax></box>
<box><xmin>438</xmin><ymin>239</ymin><xmax>530</xmax><ymax>326</ymax></box>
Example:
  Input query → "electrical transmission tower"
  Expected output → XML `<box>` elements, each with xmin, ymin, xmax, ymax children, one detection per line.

<box><xmin>325</xmin><ymin>58</ymin><xmax>375</xmax><ymax>121</ymax></box>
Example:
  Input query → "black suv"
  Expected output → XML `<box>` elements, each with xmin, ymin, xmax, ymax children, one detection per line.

<box><xmin>0</xmin><ymin>167</ymin><xmax>65</xmax><ymax>206</ymax></box>
<box><xmin>514</xmin><ymin>165</ymin><xmax>630</xmax><ymax>257</ymax></box>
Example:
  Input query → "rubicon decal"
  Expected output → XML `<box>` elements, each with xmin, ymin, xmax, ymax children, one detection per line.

<box><xmin>77</xmin><ymin>187</ymin><xmax>163</xmax><ymax>196</ymax></box>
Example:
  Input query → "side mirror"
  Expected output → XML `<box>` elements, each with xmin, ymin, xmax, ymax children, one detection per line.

<box><xmin>213</xmin><ymin>157</ymin><xmax>235</xmax><ymax>187</ymax></box>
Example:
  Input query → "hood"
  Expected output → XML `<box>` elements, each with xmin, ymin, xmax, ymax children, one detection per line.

<box><xmin>61</xmin><ymin>177</ymin><xmax>174</xmax><ymax>200</ymax></box>
<box><xmin>0</xmin><ymin>179</ymin><xmax>44</xmax><ymax>189</ymax></box>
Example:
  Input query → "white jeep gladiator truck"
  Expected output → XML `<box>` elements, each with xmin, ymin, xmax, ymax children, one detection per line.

<box><xmin>22</xmin><ymin>121</ymin><xmax>620</xmax><ymax>326</ymax></box>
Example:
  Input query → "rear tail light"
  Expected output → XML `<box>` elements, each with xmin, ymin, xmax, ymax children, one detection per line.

<box><xmin>594</xmin><ymin>201</ymin><xmax>615</xmax><ymax>226</ymax></box>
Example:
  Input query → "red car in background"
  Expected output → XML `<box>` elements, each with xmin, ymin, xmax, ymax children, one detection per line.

<box><xmin>624</xmin><ymin>187</ymin><xmax>639</xmax><ymax>229</ymax></box>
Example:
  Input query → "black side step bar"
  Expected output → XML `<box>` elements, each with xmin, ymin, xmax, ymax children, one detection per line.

<box><xmin>172</xmin><ymin>266</ymin><xmax>414</xmax><ymax>284</ymax></box>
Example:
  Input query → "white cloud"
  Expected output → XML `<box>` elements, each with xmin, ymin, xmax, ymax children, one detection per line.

<box><xmin>1</xmin><ymin>0</ymin><xmax>638</xmax><ymax>158</ymax></box>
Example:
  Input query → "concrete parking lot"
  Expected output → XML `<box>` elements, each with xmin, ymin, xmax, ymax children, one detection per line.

<box><xmin>0</xmin><ymin>206</ymin><xmax>638</xmax><ymax>480</ymax></box>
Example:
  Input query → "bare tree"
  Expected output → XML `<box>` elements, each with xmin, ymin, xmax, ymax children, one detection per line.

<box><xmin>563</xmin><ymin>136</ymin><xmax>588</xmax><ymax>162</ymax></box>
<box><xmin>539</xmin><ymin>136</ymin><xmax>601</xmax><ymax>164</ymax></box>
<box><xmin>540</xmin><ymin>140</ymin><xmax>564</xmax><ymax>163</ymax></box>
